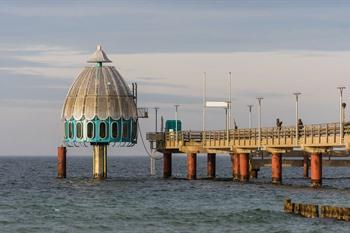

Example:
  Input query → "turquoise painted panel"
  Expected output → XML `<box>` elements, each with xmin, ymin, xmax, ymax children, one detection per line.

<box><xmin>64</xmin><ymin>117</ymin><xmax>137</xmax><ymax>146</ymax></box>
<box><xmin>165</xmin><ymin>120</ymin><xmax>182</xmax><ymax>132</ymax></box>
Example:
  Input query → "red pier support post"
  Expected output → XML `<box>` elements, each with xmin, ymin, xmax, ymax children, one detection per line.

<box><xmin>303</xmin><ymin>155</ymin><xmax>309</xmax><ymax>178</ymax></box>
<box><xmin>207</xmin><ymin>153</ymin><xmax>216</xmax><ymax>179</ymax></box>
<box><xmin>239</xmin><ymin>153</ymin><xmax>249</xmax><ymax>182</ymax></box>
<box><xmin>187</xmin><ymin>153</ymin><xmax>197</xmax><ymax>180</ymax></box>
<box><xmin>232</xmin><ymin>153</ymin><xmax>240</xmax><ymax>181</ymax></box>
<box><xmin>163</xmin><ymin>152</ymin><xmax>172</xmax><ymax>178</ymax></box>
<box><xmin>57</xmin><ymin>146</ymin><xmax>66</xmax><ymax>178</ymax></box>
<box><xmin>271</xmin><ymin>153</ymin><xmax>282</xmax><ymax>184</ymax></box>
<box><xmin>311</xmin><ymin>153</ymin><xmax>322</xmax><ymax>187</ymax></box>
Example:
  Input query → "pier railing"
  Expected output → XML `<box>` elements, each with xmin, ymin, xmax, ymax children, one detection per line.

<box><xmin>146</xmin><ymin>122</ymin><xmax>350</xmax><ymax>151</ymax></box>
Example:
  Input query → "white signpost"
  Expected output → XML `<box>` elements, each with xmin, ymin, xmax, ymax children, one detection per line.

<box><xmin>202</xmin><ymin>72</ymin><xmax>233</xmax><ymax>143</ymax></box>
<box><xmin>206</xmin><ymin>101</ymin><xmax>229</xmax><ymax>108</ymax></box>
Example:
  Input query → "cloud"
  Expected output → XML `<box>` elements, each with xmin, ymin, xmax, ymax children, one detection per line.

<box><xmin>0</xmin><ymin>67</ymin><xmax>78</xmax><ymax>79</ymax></box>
<box><xmin>0</xmin><ymin>44</ymin><xmax>71</xmax><ymax>53</ymax></box>
<box><xmin>0</xmin><ymin>98</ymin><xmax>62</xmax><ymax>109</ymax></box>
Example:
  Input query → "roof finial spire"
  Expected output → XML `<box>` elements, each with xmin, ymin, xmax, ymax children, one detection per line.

<box><xmin>87</xmin><ymin>44</ymin><xmax>112</xmax><ymax>64</ymax></box>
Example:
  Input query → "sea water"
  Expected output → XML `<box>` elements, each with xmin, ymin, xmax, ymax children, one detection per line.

<box><xmin>0</xmin><ymin>155</ymin><xmax>349</xmax><ymax>233</ymax></box>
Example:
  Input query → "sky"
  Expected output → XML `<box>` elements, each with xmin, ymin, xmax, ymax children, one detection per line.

<box><xmin>1</xmin><ymin>0</ymin><xmax>350</xmax><ymax>156</ymax></box>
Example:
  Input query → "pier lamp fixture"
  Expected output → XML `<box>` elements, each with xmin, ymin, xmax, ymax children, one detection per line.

<box><xmin>228</xmin><ymin>72</ymin><xmax>232</xmax><ymax>129</ymax></box>
<box><xmin>337</xmin><ymin>87</ymin><xmax>346</xmax><ymax>141</ymax></box>
<box><xmin>202</xmin><ymin>72</ymin><xmax>207</xmax><ymax>132</ymax></box>
<box><xmin>174</xmin><ymin>104</ymin><xmax>180</xmax><ymax>146</ymax></box>
<box><xmin>256</xmin><ymin>97</ymin><xmax>264</xmax><ymax>146</ymax></box>
<box><xmin>293</xmin><ymin>92</ymin><xmax>302</xmax><ymax>143</ymax></box>
<box><xmin>248</xmin><ymin>105</ymin><xmax>253</xmax><ymax>129</ymax></box>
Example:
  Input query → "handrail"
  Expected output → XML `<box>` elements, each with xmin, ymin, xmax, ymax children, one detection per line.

<box><xmin>159</xmin><ymin>122</ymin><xmax>345</xmax><ymax>148</ymax></box>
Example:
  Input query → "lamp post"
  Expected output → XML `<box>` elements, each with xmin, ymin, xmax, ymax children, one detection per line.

<box><xmin>175</xmin><ymin>104</ymin><xmax>180</xmax><ymax>147</ymax></box>
<box><xmin>256</xmin><ymin>97</ymin><xmax>264</xmax><ymax>146</ymax></box>
<box><xmin>228</xmin><ymin>72</ymin><xmax>232</xmax><ymax>129</ymax></box>
<box><xmin>293</xmin><ymin>93</ymin><xmax>301</xmax><ymax>143</ymax></box>
<box><xmin>154</xmin><ymin>107</ymin><xmax>159</xmax><ymax>132</ymax></box>
<box><xmin>248</xmin><ymin>105</ymin><xmax>253</xmax><ymax>129</ymax></box>
<box><xmin>150</xmin><ymin>107</ymin><xmax>159</xmax><ymax>176</ymax></box>
<box><xmin>337</xmin><ymin>87</ymin><xmax>346</xmax><ymax>142</ymax></box>
<box><xmin>202</xmin><ymin>72</ymin><xmax>206</xmax><ymax>132</ymax></box>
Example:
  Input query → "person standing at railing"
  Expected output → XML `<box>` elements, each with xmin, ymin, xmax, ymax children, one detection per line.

<box><xmin>276</xmin><ymin>118</ymin><xmax>283</xmax><ymax>130</ymax></box>
<box><xmin>234</xmin><ymin>119</ymin><xmax>238</xmax><ymax>130</ymax></box>
<box><xmin>298</xmin><ymin>118</ymin><xmax>304</xmax><ymax>137</ymax></box>
<box><xmin>342</xmin><ymin>103</ymin><xmax>346</xmax><ymax>120</ymax></box>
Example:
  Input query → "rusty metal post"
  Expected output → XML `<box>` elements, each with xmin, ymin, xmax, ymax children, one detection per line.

<box><xmin>310</xmin><ymin>153</ymin><xmax>322</xmax><ymax>187</ymax></box>
<box><xmin>239</xmin><ymin>153</ymin><xmax>249</xmax><ymax>182</ymax></box>
<box><xmin>163</xmin><ymin>152</ymin><xmax>172</xmax><ymax>178</ymax></box>
<box><xmin>271</xmin><ymin>153</ymin><xmax>282</xmax><ymax>184</ymax></box>
<box><xmin>207</xmin><ymin>153</ymin><xmax>216</xmax><ymax>179</ymax></box>
<box><xmin>57</xmin><ymin>146</ymin><xmax>66</xmax><ymax>178</ymax></box>
<box><xmin>303</xmin><ymin>154</ymin><xmax>309</xmax><ymax>178</ymax></box>
<box><xmin>187</xmin><ymin>153</ymin><xmax>197</xmax><ymax>180</ymax></box>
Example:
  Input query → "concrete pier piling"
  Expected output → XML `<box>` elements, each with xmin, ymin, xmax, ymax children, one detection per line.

<box><xmin>239</xmin><ymin>153</ymin><xmax>249</xmax><ymax>182</ymax></box>
<box><xmin>271</xmin><ymin>153</ymin><xmax>282</xmax><ymax>184</ymax></box>
<box><xmin>103</xmin><ymin>145</ymin><xmax>107</xmax><ymax>178</ymax></box>
<box><xmin>93</xmin><ymin>144</ymin><xmax>107</xmax><ymax>179</ymax></box>
<box><xmin>57</xmin><ymin>146</ymin><xmax>67</xmax><ymax>178</ymax></box>
<box><xmin>310</xmin><ymin>153</ymin><xmax>322</xmax><ymax>187</ymax></box>
<box><xmin>207</xmin><ymin>153</ymin><xmax>216</xmax><ymax>179</ymax></box>
<box><xmin>163</xmin><ymin>152</ymin><xmax>172</xmax><ymax>178</ymax></box>
<box><xmin>187</xmin><ymin>153</ymin><xmax>197</xmax><ymax>180</ymax></box>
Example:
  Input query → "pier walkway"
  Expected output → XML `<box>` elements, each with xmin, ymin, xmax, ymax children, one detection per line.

<box><xmin>147</xmin><ymin>123</ymin><xmax>350</xmax><ymax>187</ymax></box>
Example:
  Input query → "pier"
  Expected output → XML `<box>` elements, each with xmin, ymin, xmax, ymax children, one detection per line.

<box><xmin>147</xmin><ymin>122</ymin><xmax>350</xmax><ymax>187</ymax></box>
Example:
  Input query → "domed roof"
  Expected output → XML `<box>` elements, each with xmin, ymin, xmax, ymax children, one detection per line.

<box><xmin>62</xmin><ymin>46</ymin><xmax>137</xmax><ymax>121</ymax></box>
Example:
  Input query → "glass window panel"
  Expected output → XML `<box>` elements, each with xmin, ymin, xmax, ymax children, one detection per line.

<box><xmin>65</xmin><ymin>122</ymin><xmax>69</xmax><ymax>139</ymax></box>
<box><xmin>100</xmin><ymin>122</ymin><xmax>107</xmax><ymax>139</ymax></box>
<box><xmin>76</xmin><ymin>122</ymin><xmax>83</xmax><ymax>139</ymax></box>
<box><xmin>69</xmin><ymin>122</ymin><xmax>74</xmax><ymax>139</ymax></box>
<box><xmin>112</xmin><ymin>122</ymin><xmax>118</xmax><ymax>138</ymax></box>
<box><xmin>87</xmin><ymin>122</ymin><xmax>94</xmax><ymax>139</ymax></box>
<box><xmin>123</xmin><ymin>121</ymin><xmax>128</xmax><ymax>138</ymax></box>
<box><xmin>132</xmin><ymin>121</ymin><xmax>137</xmax><ymax>139</ymax></box>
